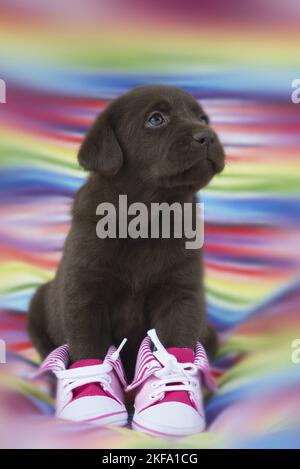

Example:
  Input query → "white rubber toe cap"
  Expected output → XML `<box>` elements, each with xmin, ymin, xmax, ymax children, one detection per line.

<box><xmin>57</xmin><ymin>396</ymin><xmax>128</xmax><ymax>426</ymax></box>
<box><xmin>133</xmin><ymin>402</ymin><xmax>205</xmax><ymax>437</ymax></box>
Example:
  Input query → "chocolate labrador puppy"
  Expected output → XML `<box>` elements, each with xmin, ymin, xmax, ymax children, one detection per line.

<box><xmin>28</xmin><ymin>85</ymin><xmax>225</xmax><ymax>381</ymax></box>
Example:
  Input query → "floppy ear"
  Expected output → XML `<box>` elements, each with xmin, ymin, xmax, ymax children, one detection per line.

<box><xmin>78</xmin><ymin>113</ymin><xmax>123</xmax><ymax>175</ymax></box>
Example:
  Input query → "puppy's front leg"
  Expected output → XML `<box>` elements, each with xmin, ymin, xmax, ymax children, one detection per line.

<box><xmin>147</xmin><ymin>265</ymin><xmax>205</xmax><ymax>350</ymax></box>
<box><xmin>61</xmin><ymin>273</ymin><xmax>112</xmax><ymax>363</ymax></box>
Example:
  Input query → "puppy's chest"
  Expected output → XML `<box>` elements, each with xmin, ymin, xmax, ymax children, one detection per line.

<box><xmin>113</xmin><ymin>238</ymin><xmax>184</xmax><ymax>287</ymax></box>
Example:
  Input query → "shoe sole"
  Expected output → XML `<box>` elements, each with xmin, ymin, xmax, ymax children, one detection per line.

<box><xmin>58</xmin><ymin>410</ymin><xmax>128</xmax><ymax>427</ymax></box>
<box><xmin>132</xmin><ymin>418</ymin><xmax>205</xmax><ymax>438</ymax></box>
<box><xmin>84</xmin><ymin>414</ymin><xmax>128</xmax><ymax>427</ymax></box>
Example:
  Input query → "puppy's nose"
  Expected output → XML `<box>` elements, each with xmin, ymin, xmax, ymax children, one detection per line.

<box><xmin>193</xmin><ymin>130</ymin><xmax>215</xmax><ymax>146</ymax></box>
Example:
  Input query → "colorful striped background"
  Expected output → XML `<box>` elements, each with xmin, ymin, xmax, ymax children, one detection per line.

<box><xmin>0</xmin><ymin>0</ymin><xmax>300</xmax><ymax>448</ymax></box>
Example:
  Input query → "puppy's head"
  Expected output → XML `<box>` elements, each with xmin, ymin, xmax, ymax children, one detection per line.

<box><xmin>78</xmin><ymin>85</ymin><xmax>225</xmax><ymax>194</ymax></box>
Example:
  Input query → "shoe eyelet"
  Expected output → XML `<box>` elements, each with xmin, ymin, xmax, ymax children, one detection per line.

<box><xmin>151</xmin><ymin>382</ymin><xmax>158</xmax><ymax>388</ymax></box>
<box><xmin>149</xmin><ymin>394</ymin><xmax>156</xmax><ymax>400</ymax></box>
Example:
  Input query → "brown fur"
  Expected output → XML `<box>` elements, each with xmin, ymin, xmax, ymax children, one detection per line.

<box><xmin>28</xmin><ymin>85</ymin><xmax>225</xmax><ymax>381</ymax></box>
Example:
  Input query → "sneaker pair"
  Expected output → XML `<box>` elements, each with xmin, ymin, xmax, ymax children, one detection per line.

<box><xmin>36</xmin><ymin>329</ymin><xmax>215</xmax><ymax>437</ymax></box>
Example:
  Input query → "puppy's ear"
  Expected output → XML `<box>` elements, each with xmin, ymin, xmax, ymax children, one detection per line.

<box><xmin>78</xmin><ymin>113</ymin><xmax>123</xmax><ymax>175</ymax></box>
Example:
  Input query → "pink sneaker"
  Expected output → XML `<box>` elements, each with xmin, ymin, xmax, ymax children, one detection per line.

<box><xmin>127</xmin><ymin>330</ymin><xmax>216</xmax><ymax>438</ymax></box>
<box><xmin>36</xmin><ymin>339</ymin><xmax>128</xmax><ymax>426</ymax></box>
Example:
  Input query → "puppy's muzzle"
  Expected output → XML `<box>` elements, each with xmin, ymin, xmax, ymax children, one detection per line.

<box><xmin>191</xmin><ymin>129</ymin><xmax>224</xmax><ymax>173</ymax></box>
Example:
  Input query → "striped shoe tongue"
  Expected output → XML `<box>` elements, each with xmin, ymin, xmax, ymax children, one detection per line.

<box><xmin>166</xmin><ymin>348</ymin><xmax>195</xmax><ymax>363</ymax></box>
<box><xmin>69</xmin><ymin>359</ymin><xmax>106</xmax><ymax>399</ymax></box>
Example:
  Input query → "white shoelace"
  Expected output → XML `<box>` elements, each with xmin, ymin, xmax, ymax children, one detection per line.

<box><xmin>147</xmin><ymin>329</ymin><xmax>199</xmax><ymax>401</ymax></box>
<box><xmin>56</xmin><ymin>338</ymin><xmax>127</xmax><ymax>401</ymax></box>
<box><xmin>56</xmin><ymin>363</ymin><xmax>114</xmax><ymax>400</ymax></box>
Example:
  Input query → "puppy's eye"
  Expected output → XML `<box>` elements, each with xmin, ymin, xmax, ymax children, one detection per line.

<box><xmin>200</xmin><ymin>115</ymin><xmax>209</xmax><ymax>125</ymax></box>
<box><xmin>146</xmin><ymin>112</ymin><xmax>165</xmax><ymax>128</ymax></box>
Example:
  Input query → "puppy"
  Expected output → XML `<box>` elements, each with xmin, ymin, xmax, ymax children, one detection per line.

<box><xmin>28</xmin><ymin>85</ymin><xmax>225</xmax><ymax>381</ymax></box>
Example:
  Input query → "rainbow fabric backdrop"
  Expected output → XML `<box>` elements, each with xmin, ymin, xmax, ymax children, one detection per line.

<box><xmin>0</xmin><ymin>0</ymin><xmax>300</xmax><ymax>448</ymax></box>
